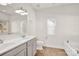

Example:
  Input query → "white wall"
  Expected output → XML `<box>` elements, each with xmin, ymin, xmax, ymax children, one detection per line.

<box><xmin>26</xmin><ymin>6</ymin><xmax>36</xmax><ymax>35</ymax></box>
<box><xmin>36</xmin><ymin>5</ymin><xmax>79</xmax><ymax>48</ymax></box>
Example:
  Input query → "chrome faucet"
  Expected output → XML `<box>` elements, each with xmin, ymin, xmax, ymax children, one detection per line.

<box><xmin>0</xmin><ymin>39</ymin><xmax>3</xmax><ymax>44</ymax></box>
<box><xmin>22</xmin><ymin>35</ymin><xmax>26</xmax><ymax>38</ymax></box>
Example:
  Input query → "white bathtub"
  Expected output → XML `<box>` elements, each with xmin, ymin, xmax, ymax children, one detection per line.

<box><xmin>64</xmin><ymin>40</ymin><xmax>79</xmax><ymax>56</ymax></box>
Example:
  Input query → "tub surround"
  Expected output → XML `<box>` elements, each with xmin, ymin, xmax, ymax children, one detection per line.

<box><xmin>0</xmin><ymin>35</ymin><xmax>37</xmax><ymax>56</ymax></box>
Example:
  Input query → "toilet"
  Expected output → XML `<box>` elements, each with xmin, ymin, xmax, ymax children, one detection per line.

<box><xmin>37</xmin><ymin>40</ymin><xmax>44</xmax><ymax>50</ymax></box>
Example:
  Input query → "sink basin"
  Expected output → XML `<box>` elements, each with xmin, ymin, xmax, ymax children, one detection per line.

<box><xmin>0</xmin><ymin>37</ymin><xmax>24</xmax><ymax>45</ymax></box>
<box><xmin>0</xmin><ymin>35</ymin><xmax>30</xmax><ymax>45</ymax></box>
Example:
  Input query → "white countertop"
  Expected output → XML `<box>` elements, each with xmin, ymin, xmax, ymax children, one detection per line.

<box><xmin>0</xmin><ymin>35</ymin><xmax>36</xmax><ymax>55</ymax></box>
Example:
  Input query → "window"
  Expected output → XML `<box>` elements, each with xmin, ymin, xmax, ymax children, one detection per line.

<box><xmin>47</xmin><ymin>18</ymin><xmax>56</xmax><ymax>35</ymax></box>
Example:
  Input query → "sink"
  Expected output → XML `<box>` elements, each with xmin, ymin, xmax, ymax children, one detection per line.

<box><xmin>0</xmin><ymin>35</ymin><xmax>29</xmax><ymax>45</ymax></box>
<box><xmin>1</xmin><ymin>36</ymin><xmax>23</xmax><ymax>43</ymax></box>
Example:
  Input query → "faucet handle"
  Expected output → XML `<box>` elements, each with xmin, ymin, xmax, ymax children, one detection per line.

<box><xmin>22</xmin><ymin>35</ymin><xmax>26</xmax><ymax>38</ymax></box>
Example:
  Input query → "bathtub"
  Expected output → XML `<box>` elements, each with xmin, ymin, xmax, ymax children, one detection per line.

<box><xmin>64</xmin><ymin>40</ymin><xmax>79</xmax><ymax>56</ymax></box>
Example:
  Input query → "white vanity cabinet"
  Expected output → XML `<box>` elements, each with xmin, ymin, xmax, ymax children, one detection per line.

<box><xmin>15</xmin><ymin>49</ymin><xmax>26</xmax><ymax>56</ymax></box>
<box><xmin>26</xmin><ymin>38</ymin><xmax>37</xmax><ymax>56</ymax></box>
<box><xmin>32</xmin><ymin>38</ymin><xmax>37</xmax><ymax>56</ymax></box>
<box><xmin>2</xmin><ymin>43</ymin><xmax>26</xmax><ymax>56</ymax></box>
<box><xmin>1</xmin><ymin>37</ymin><xmax>37</xmax><ymax>56</ymax></box>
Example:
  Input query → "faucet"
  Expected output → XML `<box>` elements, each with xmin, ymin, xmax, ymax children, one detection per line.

<box><xmin>0</xmin><ymin>39</ymin><xmax>3</xmax><ymax>44</ymax></box>
<box><xmin>22</xmin><ymin>35</ymin><xmax>26</xmax><ymax>38</ymax></box>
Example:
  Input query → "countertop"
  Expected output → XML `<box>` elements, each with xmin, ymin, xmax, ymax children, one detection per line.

<box><xmin>0</xmin><ymin>35</ymin><xmax>36</xmax><ymax>55</ymax></box>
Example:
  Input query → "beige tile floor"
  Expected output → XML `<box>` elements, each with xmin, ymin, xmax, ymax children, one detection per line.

<box><xmin>35</xmin><ymin>47</ymin><xmax>67</xmax><ymax>56</ymax></box>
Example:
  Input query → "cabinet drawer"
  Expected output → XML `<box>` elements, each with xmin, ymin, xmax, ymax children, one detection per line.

<box><xmin>15</xmin><ymin>49</ymin><xmax>26</xmax><ymax>56</ymax></box>
<box><xmin>26</xmin><ymin>38</ymin><xmax>37</xmax><ymax>56</ymax></box>
<box><xmin>3</xmin><ymin>43</ymin><xmax>26</xmax><ymax>56</ymax></box>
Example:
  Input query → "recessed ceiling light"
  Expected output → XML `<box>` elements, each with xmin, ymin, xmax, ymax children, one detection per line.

<box><xmin>36</xmin><ymin>4</ymin><xmax>40</xmax><ymax>7</ymax></box>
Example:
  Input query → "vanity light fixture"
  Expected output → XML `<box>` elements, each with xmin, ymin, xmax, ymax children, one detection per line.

<box><xmin>20</xmin><ymin>12</ymin><xmax>28</xmax><ymax>15</ymax></box>
<box><xmin>15</xmin><ymin>7</ymin><xmax>28</xmax><ymax>16</ymax></box>
<box><xmin>15</xmin><ymin>10</ymin><xmax>24</xmax><ymax>14</ymax></box>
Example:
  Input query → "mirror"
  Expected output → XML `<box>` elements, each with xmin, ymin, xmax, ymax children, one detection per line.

<box><xmin>0</xmin><ymin>20</ymin><xmax>9</xmax><ymax>33</ymax></box>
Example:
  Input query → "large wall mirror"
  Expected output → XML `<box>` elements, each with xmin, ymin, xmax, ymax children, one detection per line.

<box><xmin>0</xmin><ymin>20</ymin><xmax>9</xmax><ymax>33</ymax></box>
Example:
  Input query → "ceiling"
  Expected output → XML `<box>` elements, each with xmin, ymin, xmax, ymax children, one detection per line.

<box><xmin>0</xmin><ymin>3</ymin><xmax>79</xmax><ymax>15</ymax></box>
<box><xmin>0</xmin><ymin>3</ymin><xmax>77</xmax><ymax>10</ymax></box>
<box><xmin>30</xmin><ymin>3</ymin><xmax>70</xmax><ymax>10</ymax></box>
<box><xmin>0</xmin><ymin>3</ymin><xmax>79</xmax><ymax>21</ymax></box>
<box><xmin>10</xmin><ymin>3</ymin><xmax>79</xmax><ymax>10</ymax></box>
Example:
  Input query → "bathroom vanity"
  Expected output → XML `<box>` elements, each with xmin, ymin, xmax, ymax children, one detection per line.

<box><xmin>0</xmin><ymin>35</ymin><xmax>37</xmax><ymax>56</ymax></box>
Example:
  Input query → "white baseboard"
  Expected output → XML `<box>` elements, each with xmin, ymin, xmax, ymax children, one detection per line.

<box><xmin>43</xmin><ymin>44</ymin><xmax>64</xmax><ymax>49</ymax></box>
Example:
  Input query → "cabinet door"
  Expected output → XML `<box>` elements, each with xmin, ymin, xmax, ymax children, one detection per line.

<box><xmin>2</xmin><ymin>43</ymin><xmax>26</xmax><ymax>56</ymax></box>
<box><xmin>26</xmin><ymin>39</ymin><xmax>33</xmax><ymax>56</ymax></box>
<box><xmin>27</xmin><ymin>45</ymin><xmax>33</xmax><ymax>56</ymax></box>
<box><xmin>32</xmin><ymin>38</ymin><xmax>37</xmax><ymax>55</ymax></box>
<box><xmin>26</xmin><ymin>38</ymin><xmax>37</xmax><ymax>56</ymax></box>
<box><xmin>15</xmin><ymin>49</ymin><xmax>26</xmax><ymax>56</ymax></box>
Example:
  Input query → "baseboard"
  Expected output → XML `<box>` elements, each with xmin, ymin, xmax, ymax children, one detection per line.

<box><xmin>43</xmin><ymin>44</ymin><xmax>64</xmax><ymax>49</ymax></box>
